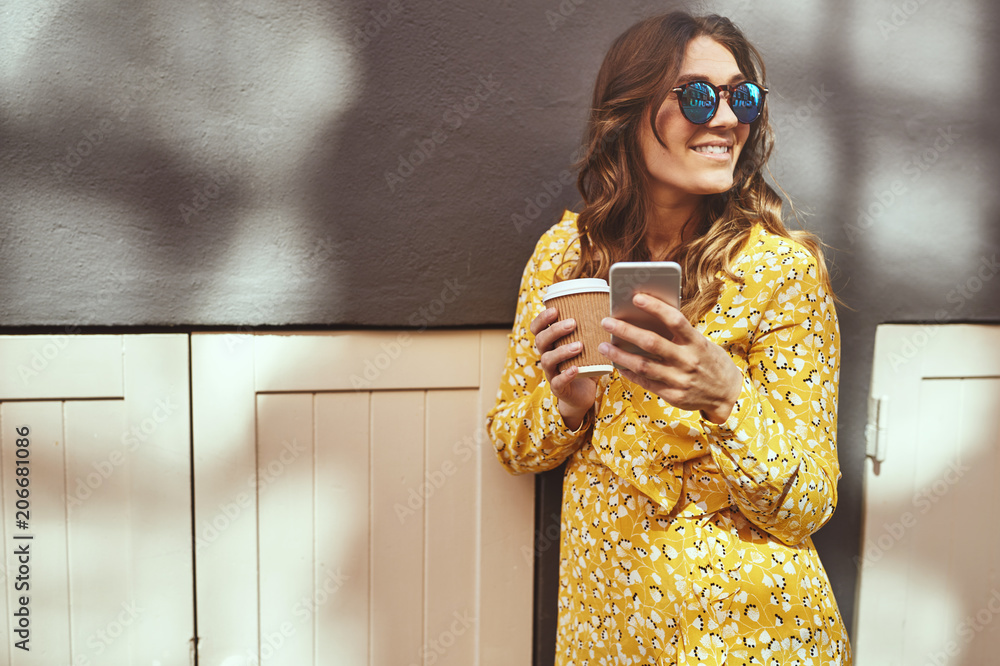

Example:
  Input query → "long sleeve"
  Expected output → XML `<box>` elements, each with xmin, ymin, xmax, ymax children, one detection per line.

<box><xmin>514</xmin><ymin>222</ymin><xmax>852</xmax><ymax>665</ymax></box>
<box><xmin>700</xmin><ymin>243</ymin><xmax>841</xmax><ymax>545</ymax></box>
<box><xmin>488</xmin><ymin>219</ymin><xmax>843</xmax><ymax>548</ymax></box>
<box><xmin>587</xmin><ymin>379</ymin><xmax>706</xmax><ymax>515</ymax></box>
<box><xmin>486</xmin><ymin>217</ymin><xmax>591</xmax><ymax>474</ymax></box>
<box><xmin>488</xmin><ymin>215</ymin><xmax>719</xmax><ymax>510</ymax></box>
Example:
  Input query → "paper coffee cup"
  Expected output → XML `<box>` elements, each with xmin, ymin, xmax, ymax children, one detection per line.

<box><xmin>542</xmin><ymin>278</ymin><xmax>613</xmax><ymax>377</ymax></box>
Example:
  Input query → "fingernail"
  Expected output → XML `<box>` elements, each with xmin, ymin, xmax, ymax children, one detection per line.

<box><xmin>598</xmin><ymin>342</ymin><xmax>610</xmax><ymax>355</ymax></box>
<box><xmin>633</xmin><ymin>294</ymin><xmax>647</xmax><ymax>306</ymax></box>
<box><xmin>601</xmin><ymin>317</ymin><xmax>612</xmax><ymax>330</ymax></box>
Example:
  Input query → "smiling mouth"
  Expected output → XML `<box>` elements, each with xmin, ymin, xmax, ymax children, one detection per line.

<box><xmin>692</xmin><ymin>145</ymin><xmax>731</xmax><ymax>155</ymax></box>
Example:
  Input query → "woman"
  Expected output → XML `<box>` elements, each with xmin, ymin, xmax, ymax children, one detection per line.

<box><xmin>487</xmin><ymin>12</ymin><xmax>851</xmax><ymax>666</ymax></box>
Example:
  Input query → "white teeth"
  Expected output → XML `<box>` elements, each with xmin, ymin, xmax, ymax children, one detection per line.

<box><xmin>693</xmin><ymin>145</ymin><xmax>730</xmax><ymax>154</ymax></box>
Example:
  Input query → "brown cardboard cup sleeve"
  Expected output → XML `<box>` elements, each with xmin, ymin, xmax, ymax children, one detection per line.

<box><xmin>542</xmin><ymin>278</ymin><xmax>613</xmax><ymax>378</ymax></box>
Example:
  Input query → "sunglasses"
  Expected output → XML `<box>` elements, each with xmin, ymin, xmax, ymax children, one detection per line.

<box><xmin>670</xmin><ymin>81</ymin><xmax>768</xmax><ymax>124</ymax></box>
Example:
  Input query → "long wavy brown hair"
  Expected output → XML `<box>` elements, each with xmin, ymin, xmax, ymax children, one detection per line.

<box><xmin>561</xmin><ymin>12</ymin><xmax>833</xmax><ymax>323</ymax></box>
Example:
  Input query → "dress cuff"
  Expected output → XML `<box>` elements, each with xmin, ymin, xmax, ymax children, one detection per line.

<box><xmin>540</xmin><ymin>381</ymin><xmax>594</xmax><ymax>442</ymax></box>
<box><xmin>699</xmin><ymin>374</ymin><xmax>756</xmax><ymax>440</ymax></box>
<box><xmin>560</xmin><ymin>403</ymin><xmax>595</xmax><ymax>436</ymax></box>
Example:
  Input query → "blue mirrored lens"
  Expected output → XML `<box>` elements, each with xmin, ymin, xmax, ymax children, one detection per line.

<box><xmin>730</xmin><ymin>83</ymin><xmax>763</xmax><ymax>123</ymax></box>
<box><xmin>680</xmin><ymin>82</ymin><xmax>717</xmax><ymax>124</ymax></box>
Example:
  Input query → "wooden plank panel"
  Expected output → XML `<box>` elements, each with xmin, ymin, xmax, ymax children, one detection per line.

<box><xmin>478</xmin><ymin>330</ymin><xmax>534</xmax><ymax>665</ymax></box>
<box><xmin>0</xmin><ymin>406</ymin><xmax>7</xmax><ymax>664</ymax></box>
<box><xmin>921</xmin><ymin>325</ymin><xmax>1000</xmax><ymax>376</ymax></box>
<box><xmin>371</xmin><ymin>391</ymin><xmax>424</xmax><ymax>666</ymax></box>
<box><xmin>953</xmin><ymin>378</ymin><xmax>1000</xmax><ymax>661</ymax></box>
<box><xmin>1</xmin><ymin>402</ymin><xmax>71</xmax><ymax>665</ymax></box>
<box><xmin>257</xmin><ymin>393</ymin><xmax>314</xmax><ymax>665</ymax></box>
<box><xmin>856</xmin><ymin>326</ymin><xmax>940</xmax><ymax>659</ymax></box>
<box><xmin>869</xmin><ymin>325</ymin><xmax>925</xmax><ymax>467</ymax></box>
<box><xmin>190</xmin><ymin>329</ymin><xmax>536</xmax><ymax>666</ymax></box>
<box><xmin>857</xmin><ymin>326</ymin><xmax>1000</xmax><ymax>665</ymax></box>
<box><xmin>900</xmin><ymin>379</ymin><xmax>965</xmax><ymax>664</ymax></box>
<box><xmin>425</xmin><ymin>390</ymin><xmax>479</xmax><ymax>666</ymax></box>
<box><xmin>315</xmin><ymin>392</ymin><xmax>370</xmax><ymax>666</ymax></box>
<box><xmin>254</xmin><ymin>332</ymin><xmax>480</xmax><ymax>392</ymax></box>
<box><xmin>0</xmin><ymin>336</ymin><xmax>123</xmax><ymax>400</ymax></box>
<box><xmin>192</xmin><ymin>333</ymin><xmax>259</xmax><ymax>664</ymax></box>
<box><xmin>65</xmin><ymin>400</ymin><xmax>134</xmax><ymax>666</ymax></box>
<box><xmin>121</xmin><ymin>335</ymin><xmax>193</xmax><ymax>664</ymax></box>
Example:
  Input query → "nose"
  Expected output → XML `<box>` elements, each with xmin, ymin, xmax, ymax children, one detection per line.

<box><xmin>708</xmin><ymin>90</ymin><xmax>740</xmax><ymax>127</ymax></box>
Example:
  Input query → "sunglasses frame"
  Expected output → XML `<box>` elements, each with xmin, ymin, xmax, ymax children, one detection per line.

<box><xmin>670</xmin><ymin>81</ymin><xmax>769</xmax><ymax>125</ymax></box>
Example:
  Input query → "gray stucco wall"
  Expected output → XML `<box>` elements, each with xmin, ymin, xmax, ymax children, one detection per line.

<box><xmin>3</xmin><ymin>0</ymin><xmax>999</xmax><ymax>654</ymax></box>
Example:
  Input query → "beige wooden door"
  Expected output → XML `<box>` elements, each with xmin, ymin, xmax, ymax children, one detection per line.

<box><xmin>0</xmin><ymin>335</ymin><xmax>193</xmax><ymax>665</ymax></box>
<box><xmin>855</xmin><ymin>325</ymin><xmax>1000</xmax><ymax>664</ymax></box>
<box><xmin>192</xmin><ymin>330</ymin><xmax>533</xmax><ymax>666</ymax></box>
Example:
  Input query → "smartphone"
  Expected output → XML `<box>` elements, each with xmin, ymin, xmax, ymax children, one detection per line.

<box><xmin>609</xmin><ymin>261</ymin><xmax>682</xmax><ymax>367</ymax></box>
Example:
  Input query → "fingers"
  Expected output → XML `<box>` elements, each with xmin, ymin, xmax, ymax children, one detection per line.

<box><xmin>598</xmin><ymin>292</ymin><xmax>696</xmax><ymax>387</ymax></box>
<box><xmin>541</xmin><ymin>339</ymin><xmax>585</xmax><ymax>375</ymax></box>
<box><xmin>532</xmin><ymin>308</ymin><xmax>576</xmax><ymax>355</ymax></box>
<box><xmin>616</xmin><ymin>366</ymin><xmax>662</xmax><ymax>396</ymax></box>
<box><xmin>548</xmin><ymin>362</ymin><xmax>583</xmax><ymax>393</ymax></box>
<box><xmin>529</xmin><ymin>306</ymin><xmax>559</xmax><ymax>337</ymax></box>
<box><xmin>604</xmin><ymin>317</ymin><xmax>657</xmax><ymax>359</ymax></box>
<box><xmin>599</xmin><ymin>294</ymin><xmax>695</xmax><ymax>359</ymax></box>
<box><xmin>530</xmin><ymin>307</ymin><xmax>586</xmax><ymax>378</ymax></box>
<box><xmin>600</xmin><ymin>314</ymin><xmax>674</xmax><ymax>366</ymax></box>
<box><xmin>630</xmin><ymin>293</ymin><xmax>696</xmax><ymax>344</ymax></box>
<box><xmin>597</xmin><ymin>338</ymin><xmax>665</xmax><ymax>383</ymax></box>
<box><xmin>598</xmin><ymin>340</ymin><xmax>687</xmax><ymax>406</ymax></box>
<box><xmin>530</xmin><ymin>307</ymin><xmax>599</xmax><ymax>418</ymax></box>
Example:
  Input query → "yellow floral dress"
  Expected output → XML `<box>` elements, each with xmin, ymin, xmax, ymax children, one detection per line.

<box><xmin>487</xmin><ymin>211</ymin><xmax>851</xmax><ymax>665</ymax></box>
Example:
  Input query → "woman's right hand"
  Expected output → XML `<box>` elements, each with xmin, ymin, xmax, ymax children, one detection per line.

<box><xmin>530</xmin><ymin>307</ymin><xmax>599</xmax><ymax>431</ymax></box>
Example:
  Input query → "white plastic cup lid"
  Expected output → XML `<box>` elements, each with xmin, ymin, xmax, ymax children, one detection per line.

<box><xmin>542</xmin><ymin>278</ymin><xmax>610</xmax><ymax>302</ymax></box>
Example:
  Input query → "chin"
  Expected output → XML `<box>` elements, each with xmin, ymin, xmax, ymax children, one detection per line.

<box><xmin>693</xmin><ymin>177</ymin><xmax>736</xmax><ymax>195</ymax></box>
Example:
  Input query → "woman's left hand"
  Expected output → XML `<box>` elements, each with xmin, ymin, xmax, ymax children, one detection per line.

<box><xmin>598</xmin><ymin>293</ymin><xmax>743</xmax><ymax>423</ymax></box>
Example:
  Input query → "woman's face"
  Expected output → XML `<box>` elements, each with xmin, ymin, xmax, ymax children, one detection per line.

<box><xmin>639</xmin><ymin>36</ymin><xmax>752</xmax><ymax>206</ymax></box>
